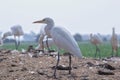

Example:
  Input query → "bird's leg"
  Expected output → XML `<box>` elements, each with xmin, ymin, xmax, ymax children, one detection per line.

<box><xmin>95</xmin><ymin>45</ymin><xmax>101</xmax><ymax>59</ymax></box>
<box><xmin>111</xmin><ymin>47</ymin><xmax>114</xmax><ymax>57</ymax></box>
<box><xmin>94</xmin><ymin>45</ymin><xmax>97</xmax><ymax>58</ymax></box>
<box><xmin>53</xmin><ymin>52</ymin><xmax>60</xmax><ymax>78</ymax></box>
<box><xmin>69</xmin><ymin>53</ymin><xmax>72</xmax><ymax>74</ymax></box>
<box><xmin>16</xmin><ymin>42</ymin><xmax>18</xmax><ymax>50</ymax></box>
<box><xmin>17</xmin><ymin>36</ymin><xmax>20</xmax><ymax>50</ymax></box>
<box><xmin>46</xmin><ymin>37</ymin><xmax>50</xmax><ymax>52</ymax></box>
<box><xmin>14</xmin><ymin>36</ymin><xmax>18</xmax><ymax>50</ymax></box>
<box><xmin>97</xmin><ymin>46</ymin><xmax>101</xmax><ymax>59</ymax></box>
<box><xmin>42</xmin><ymin>41</ymin><xmax>44</xmax><ymax>53</ymax></box>
<box><xmin>116</xmin><ymin>48</ymin><xmax>118</xmax><ymax>57</ymax></box>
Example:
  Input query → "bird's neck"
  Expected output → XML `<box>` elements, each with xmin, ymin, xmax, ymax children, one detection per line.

<box><xmin>46</xmin><ymin>22</ymin><xmax>54</xmax><ymax>29</ymax></box>
<box><xmin>90</xmin><ymin>34</ymin><xmax>93</xmax><ymax>39</ymax></box>
<box><xmin>45</xmin><ymin>23</ymin><xmax>54</xmax><ymax>37</ymax></box>
<box><xmin>112</xmin><ymin>28</ymin><xmax>115</xmax><ymax>35</ymax></box>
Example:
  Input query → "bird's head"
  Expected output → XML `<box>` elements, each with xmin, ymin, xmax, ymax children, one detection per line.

<box><xmin>112</xmin><ymin>27</ymin><xmax>115</xmax><ymax>31</ymax></box>
<box><xmin>90</xmin><ymin>33</ymin><xmax>93</xmax><ymax>37</ymax></box>
<box><xmin>33</xmin><ymin>17</ymin><xmax>54</xmax><ymax>25</ymax></box>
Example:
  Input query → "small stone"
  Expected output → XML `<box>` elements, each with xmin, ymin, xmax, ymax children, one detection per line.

<box><xmin>52</xmin><ymin>65</ymin><xmax>72</xmax><ymax>70</ymax></box>
<box><xmin>98</xmin><ymin>69</ymin><xmax>114</xmax><ymax>75</ymax></box>
<box><xmin>99</xmin><ymin>63</ymin><xmax>115</xmax><ymax>70</ymax></box>
<box><xmin>86</xmin><ymin>62</ymin><xmax>94</xmax><ymax>67</ymax></box>
<box><xmin>29</xmin><ymin>71</ymin><xmax>35</xmax><ymax>74</ymax></box>
<box><xmin>37</xmin><ymin>70</ymin><xmax>45</xmax><ymax>75</ymax></box>
<box><xmin>21</xmin><ymin>67</ymin><xmax>27</xmax><ymax>71</ymax></box>
<box><xmin>11</xmin><ymin>64</ymin><xmax>17</xmax><ymax>67</ymax></box>
<box><xmin>9</xmin><ymin>70</ymin><xmax>14</xmax><ymax>72</ymax></box>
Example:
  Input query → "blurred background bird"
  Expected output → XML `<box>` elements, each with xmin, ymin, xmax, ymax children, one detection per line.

<box><xmin>36</xmin><ymin>26</ymin><xmax>55</xmax><ymax>53</ymax></box>
<box><xmin>2</xmin><ymin>25</ymin><xmax>24</xmax><ymax>50</ymax></box>
<box><xmin>0</xmin><ymin>36</ymin><xmax>3</xmax><ymax>46</ymax></box>
<box><xmin>111</xmin><ymin>27</ymin><xmax>119</xmax><ymax>57</ymax></box>
<box><xmin>90</xmin><ymin>33</ymin><xmax>103</xmax><ymax>58</ymax></box>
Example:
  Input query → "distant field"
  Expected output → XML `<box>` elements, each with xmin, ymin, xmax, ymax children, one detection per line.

<box><xmin>0</xmin><ymin>42</ymin><xmax>38</xmax><ymax>51</ymax></box>
<box><xmin>0</xmin><ymin>41</ymin><xmax>119</xmax><ymax>58</ymax></box>
<box><xmin>78</xmin><ymin>41</ymin><xmax>119</xmax><ymax>58</ymax></box>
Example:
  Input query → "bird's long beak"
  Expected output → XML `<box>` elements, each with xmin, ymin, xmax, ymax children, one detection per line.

<box><xmin>33</xmin><ymin>20</ymin><xmax>44</xmax><ymax>24</ymax></box>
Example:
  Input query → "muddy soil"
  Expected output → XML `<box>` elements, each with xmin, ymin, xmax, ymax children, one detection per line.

<box><xmin>0</xmin><ymin>49</ymin><xmax>120</xmax><ymax>80</ymax></box>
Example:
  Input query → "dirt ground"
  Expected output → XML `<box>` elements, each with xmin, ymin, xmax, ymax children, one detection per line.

<box><xmin>0</xmin><ymin>49</ymin><xmax>120</xmax><ymax>80</ymax></box>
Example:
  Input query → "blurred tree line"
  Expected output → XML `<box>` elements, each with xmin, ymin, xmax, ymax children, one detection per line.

<box><xmin>1</xmin><ymin>30</ymin><xmax>120</xmax><ymax>43</ymax></box>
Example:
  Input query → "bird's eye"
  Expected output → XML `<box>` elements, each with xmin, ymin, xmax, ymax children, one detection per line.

<box><xmin>43</xmin><ymin>19</ymin><xmax>45</xmax><ymax>21</ymax></box>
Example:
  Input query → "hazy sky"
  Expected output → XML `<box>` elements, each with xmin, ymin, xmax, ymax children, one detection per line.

<box><xmin>0</xmin><ymin>0</ymin><xmax>120</xmax><ymax>35</ymax></box>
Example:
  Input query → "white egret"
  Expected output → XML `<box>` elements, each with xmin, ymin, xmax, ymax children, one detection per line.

<box><xmin>90</xmin><ymin>33</ymin><xmax>103</xmax><ymax>58</ymax></box>
<box><xmin>111</xmin><ymin>27</ymin><xmax>119</xmax><ymax>56</ymax></box>
<box><xmin>36</xmin><ymin>37</ymin><xmax>55</xmax><ymax>52</ymax></box>
<box><xmin>33</xmin><ymin>17</ymin><xmax>82</xmax><ymax>78</ymax></box>
<box><xmin>37</xmin><ymin>26</ymin><xmax>54</xmax><ymax>52</ymax></box>
<box><xmin>2</xmin><ymin>25</ymin><xmax>24</xmax><ymax>49</ymax></box>
<box><xmin>0</xmin><ymin>36</ymin><xmax>3</xmax><ymax>46</ymax></box>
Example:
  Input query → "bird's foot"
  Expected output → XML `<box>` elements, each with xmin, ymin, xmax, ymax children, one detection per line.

<box><xmin>69</xmin><ymin>71</ymin><xmax>71</xmax><ymax>74</ymax></box>
<box><xmin>53</xmin><ymin>74</ymin><xmax>57</xmax><ymax>79</ymax></box>
<box><xmin>111</xmin><ymin>55</ymin><xmax>114</xmax><ymax>57</ymax></box>
<box><xmin>48</xmin><ymin>50</ymin><xmax>55</xmax><ymax>53</ymax></box>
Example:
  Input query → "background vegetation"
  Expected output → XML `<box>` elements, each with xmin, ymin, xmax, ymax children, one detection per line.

<box><xmin>1</xmin><ymin>41</ymin><xmax>119</xmax><ymax>58</ymax></box>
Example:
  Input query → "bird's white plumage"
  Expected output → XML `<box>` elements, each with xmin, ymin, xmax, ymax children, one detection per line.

<box><xmin>111</xmin><ymin>27</ymin><xmax>119</xmax><ymax>52</ymax></box>
<box><xmin>37</xmin><ymin>25</ymin><xmax>54</xmax><ymax>50</ymax></box>
<box><xmin>51</xmin><ymin>27</ymin><xmax>82</xmax><ymax>58</ymax></box>
<box><xmin>43</xmin><ymin>38</ymin><xmax>54</xmax><ymax>47</ymax></box>
<box><xmin>33</xmin><ymin>17</ymin><xmax>82</xmax><ymax>58</ymax></box>
<box><xmin>11</xmin><ymin>25</ymin><xmax>24</xmax><ymax>36</ymax></box>
<box><xmin>40</xmin><ymin>26</ymin><xmax>46</xmax><ymax>36</ymax></box>
<box><xmin>36</xmin><ymin>38</ymin><xmax>55</xmax><ymax>49</ymax></box>
<box><xmin>2</xmin><ymin>31</ymin><xmax>13</xmax><ymax>40</ymax></box>
<box><xmin>2</xmin><ymin>25</ymin><xmax>24</xmax><ymax>49</ymax></box>
<box><xmin>111</xmin><ymin>34</ymin><xmax>118</xmax><ymax>46</ymax></box>
<box><xmin>38</xmin><ymin>26</ymin><xmax>46</xmax><ymax>45</ymax></box>
<box><xmin>2</xmin><ymin>25</ymin><xmax>24</xmax><ymax>39</ymax></box>
<box><xmin>90</xmin><ymin>33</ymin><xmax>103</xmax><ymax>45</ymax></box>
<box><xmin>33</xmin><ymin>17</ymin><xmax>83</xmax><ymax>77</ymax></box>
